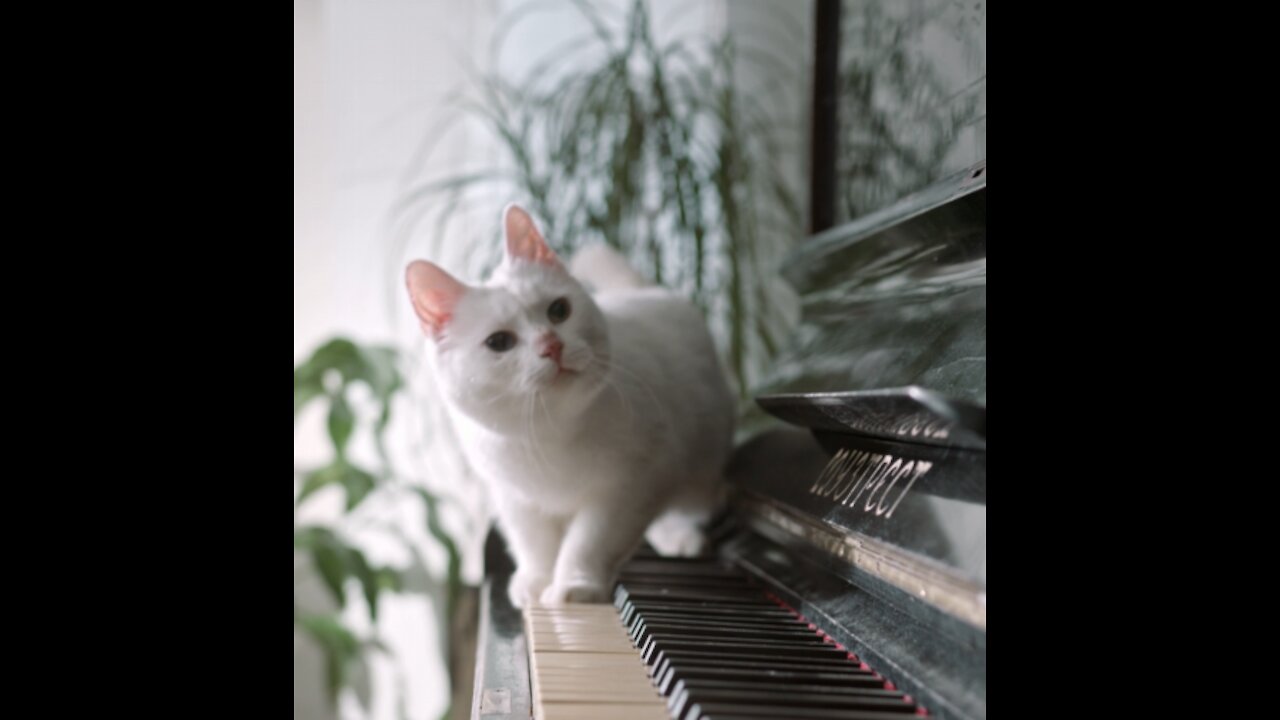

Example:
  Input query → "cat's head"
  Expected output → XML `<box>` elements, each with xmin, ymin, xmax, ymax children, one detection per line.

<box><xmin>406</xmin><ymin>204</ymin><xmax>610</xmax><ymax>430</ymax></box>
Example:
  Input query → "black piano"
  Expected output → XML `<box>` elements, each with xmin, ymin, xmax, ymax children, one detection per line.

<box><xmin>469</xmin><ymin>158</ymin><xmax>986</xmax><ymax>719</ymax></box>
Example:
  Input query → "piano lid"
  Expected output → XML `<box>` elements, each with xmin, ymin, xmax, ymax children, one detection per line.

<box><xmin>758</xmin><ymin>385</ymin><xmax>986</xmax><ymax>450</ymax></box>
<box><xmin>753</xmin><ymin>163</ymin><xmax>986</xmax><ymax>411</ymax></box>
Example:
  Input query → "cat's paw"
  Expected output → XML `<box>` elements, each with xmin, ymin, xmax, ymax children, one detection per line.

<box><xmin>646</xmin><ymin>520</ymin><xmax>707</xmax><ymax>557</ymax></box>
<box><xmin>507</xmin><ymin>571</ymin><xmax>550</xmax><ymax>609</ymax></box>
<box><xmin>539</xmin><ymin>581</ymin><xmax>610</xmax><ymax>606</ymax></box>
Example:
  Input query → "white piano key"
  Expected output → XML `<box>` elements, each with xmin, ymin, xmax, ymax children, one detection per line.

<box><xmin>525</xmin><ymin>602</ymin><xmax>667</xmax><ymax>720</ymax></box>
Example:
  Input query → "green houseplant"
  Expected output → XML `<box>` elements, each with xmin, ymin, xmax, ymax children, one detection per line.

<box><xmin>293</xmin><ymin>338</ymin><xmax>466</xmax><ymax>719</ymax></box>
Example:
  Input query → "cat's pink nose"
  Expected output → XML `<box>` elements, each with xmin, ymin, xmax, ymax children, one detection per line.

<box><xmin>538</xmin><ymin>335</ymin><xmax>564</xmax><ymax>364</ymax></box>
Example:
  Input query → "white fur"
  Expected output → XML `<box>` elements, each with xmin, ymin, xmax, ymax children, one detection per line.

<box><xmin>416</xmin><ymin>226</ymin><xmax>734</xmax><ymax>608</ymax></box>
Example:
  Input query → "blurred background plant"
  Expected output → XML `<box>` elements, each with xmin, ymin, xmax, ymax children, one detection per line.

<box><xmin>294</xmin><ymin>338</ymin><xmax>468</xmax><ymax>720</ymax></box>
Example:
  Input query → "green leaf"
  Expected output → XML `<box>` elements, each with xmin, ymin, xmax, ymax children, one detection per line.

<box><xmin>293</xmin><ymin>525</ymin><xmax>334</xmax><ymax>550</ymax></box>
<box><xmin>348</xmin><ymin>550</ymin><xmax>382</xmax><ymax>622</ymax></box>
<box><xmin>296</xmin><ymin>614</ymin><xmax>359</xmax><ymax>704</ymax></box>
<box><xmin>356</xmin><ymin>345</ymin><xmax>402</xmax><ymax>403</ymax></box>
<box><xmin>297</xmin><ymin>462</ymin><xmax>376</xmax><ymax>511</ymax></box>
<box><xmin>340</xmin><ymin>464</ymin><xmax>376</xmax><ymax>511</ymax></box>
<box><xmin>377</xmin><ymin>566</ymin><xmax>402</xmax><ymax>592</ymax></box>
<box><xmin>312</xmin><ymin>541</ymin><xmax>348</xmax><ymax>610</ymax></box>
<box><xmin>294</xmin><ymin>364</ymin><xmax>326</xmax><ymax>419</ymax></box>
<box><xmin>295</xmin><ymin>525</ymin><xmax>395</xmax><ymax>623</ymax></box>
<box><xmin>327</xmin><ymin>392</ymin><xmax>354</xmax><ymax>458</ymax></box>
<box><xmin>297</xmin><ymin>464</ymin><xmax>341</xmax><ymax>507</ymax></box>
<box><xmin>307</xmin><ymin>338</ymin><xmax>363</xmax><ymax>381</ymax></box>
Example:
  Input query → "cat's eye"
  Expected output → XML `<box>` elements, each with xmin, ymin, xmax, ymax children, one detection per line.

<box><xmin>547</xmin><ymin>297</ymin><xmax>571</xmax><ymax>324</ymax></box>
<box><xmin>484</xmin><ymin>331</ymin><xmax>516</xmax><ymax>353</ymax></box>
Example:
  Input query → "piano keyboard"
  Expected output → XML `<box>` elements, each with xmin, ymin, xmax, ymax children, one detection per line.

<box><xmin>524</xmin><ymin>555</ymin><xmax>926</xmax><ymax>720</ymax></box>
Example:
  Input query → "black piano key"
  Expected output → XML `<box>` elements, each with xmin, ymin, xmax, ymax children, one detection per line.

<box><xmin>631</xmin><ymin>619</ymin><xmax>811</xmax><ymax>643</ymax></box>
<box><xmin>619</xmin><ymin>563</ymin><xmax>747</xmax><ymax>573</ymax></box>
<box><xmin>616</xmin><ymin>571</ymin><xmax>752</xmax><ymax>589</ymax></box>
<box><xmin>627</xmin><ymin>611</ymin><xmax>801</xmax><ymax>637</ymax></box>
<box><xmin>638</xmin><ymin>627</ymin><xmax>830</xmax><ymax>649</ymax></box>
<box><xmin>657</xmin><ymin>666</ymin><xmax>882</xmax><ymax>695</ymax></box>
<box><xmin>627</xmin><ymin>614</ymin><xmax>803</xmax><ymax>640</ymax></box>
<box><xmin>640</xmin><ymin>632</ymin><xmax>829</xmax><ymax>661</ymax></box>
<box><xmin>621</xmin><ymin>601</ymin><xmax>793</xmax><ymax>625</ymax></box>
<box><xmin>653</xmin><ymin>651</ymin><xmax>865</xmax><ymax>683</ymax></box>
<box><xmin>618</xmin><ymin>571</ymin><xmax>751</xmax><ymax>582</ymax></box>
<box><xmin>672</xmin><ymin>678</ymin><xmax>903</xmax><ymax>702</ymax></box>
<box><xmin>617</xmin><ymin>586</ymin><xmax>780</xmax><ymax>606</ymax></box>
<box><xmin>652</xmin><ymin>653</ymin><xmax>873</xmax><ymax>676</ymax></box>
<box><xmin>624</xmin><ymin>607</ymin><xmax>797</xmax><ymax>630</ymax></box>
<box><xmin>679</xmin><ymin>689</ymin><xmax>913</xmax><ymax>713</ymax></box>
<box><xmin>614</xmin><ymin>557</ymin><xmax>928</xmax><ymax>720</ymax></box>
<box><xmin>670</xmin><ymin>686</ymin><xmax>911</xmax><ymax>720</ymax></box>
<box><xmin>620</xmin><ymin>562</ymin><xmax>743</xmax><ymax>578</ymax></box>
<box><xmin>633</xmin><ymin>617</ymin><xmax>816</xmax><ymax>634</ymax></box>
<box><xmin>631</xmin><ymin>611</ymin><xmax>809</xmax><ymax>630</ymax></box>
<box><xmin>641</xmin><ymin>632</ymin><xmax>831</xmax><ymax>663</ymax></box>
<box><xmin>652</xmin><ymin>641</ymin><xmax>851</xmax><ymax>671</ymax></box>
<box><xmin>690</xmin><ymin>707</ymin><xmax>922</xmax><ymax>720</ymax></box>
<box><xmin>623</xmin><ymin>601</ymin><xmax>793</xmax><ymax>617</ymax></box>
<box><xmin>635</xmin><ymin>621</ymin><xmax>823</xmax><ymax>647</ymax></box>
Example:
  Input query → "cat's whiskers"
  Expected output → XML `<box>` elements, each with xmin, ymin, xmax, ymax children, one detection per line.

<box><xmin>525</xmin><ymin>389</ymin><xmax>557</xmax><ymax>480</ymax></box>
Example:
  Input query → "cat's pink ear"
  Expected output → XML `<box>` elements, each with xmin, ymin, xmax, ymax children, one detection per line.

<box><xmin>405</xmin><ymin>261</ymin><xmax>467</xmax><ymax>338</ymax></box>
<box><xmin>503</xmin><ymin>204</ymin><xmax>559</xmax><ymax>266</ymax></box>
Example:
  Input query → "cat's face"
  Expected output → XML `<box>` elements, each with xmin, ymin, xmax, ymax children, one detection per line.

<box><xmin>406</xmin><ymin>205</ymin><xmax>610</xmax><ymax>430</ymax></box>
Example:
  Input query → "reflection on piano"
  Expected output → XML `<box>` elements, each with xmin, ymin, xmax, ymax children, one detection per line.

<box><xmin>470</xmin><ymin>164</ymin><xmax>986</xmax><ymax>720</ymax></box>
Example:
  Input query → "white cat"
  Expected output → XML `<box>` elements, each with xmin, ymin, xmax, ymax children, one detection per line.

<box><xmin>406</xmin><ymin>204</ymin><xmax>735</xmax><ymax>607</ymax></box>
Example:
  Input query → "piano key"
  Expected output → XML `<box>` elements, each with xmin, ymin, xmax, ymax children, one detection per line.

<box><xmin>668</xmin><ymin>678</ymin><xmax>904</xmax><ymax>712</ymax></box>
<box><xmin>536</xmin><ymin>703</ymin><xmax>670</xmax><ymax>720</ymax></box>
<box><xmin>688</xmin><ymin>706</ymin><xmax>923</xmax><ymax>720</ymax></box>
<box><xmin>640</xmin><ymin>632</ymin><xmax>829</xmax><ymax>661</ymax></box>
<box><xmin>641</xmin><ymin>633</ymin><xmax>830</xmax><ymax>663</ymax></box>
<box><xmin>651</xmin><ymin>641</ymin><xmax>852</xmax><ymax>673</ymax></box>
<box><xmin>616</xmin><ymin>586</ymin><xmax>780</xmax><ymax>606</ymax></box>
<box><xmin>618</xmin><ymin>565</ymin><xmax>750</xmax><ymax>579</ymax></box>
<box><xmin>631</xmin><ymin>619</ymin><xmax>814</xmax><ymax>645</ymax></box>
<box><xmin>674</xmin><ymin>689</ymin><xmax>916</xmax><ymax>714</ymax></box>
<box><xmin>665</xmin><ymin>672</ymin><xmax>907</xmax><ymax>716</ymax></box>
<box><xmin>656</xmin><ymin>665</ymin><xmax>881</xmax><ymax>695</ymax></box>
<box><xmin>634</xmin><ymin>621</ymin><xmax>821</xmax><ymax>646</ymax></box>
<box><xmin>524</xmin><ymin>604</ymin><xmax>667</xmax><ymax>720</ymax></box>
<box><xmin>620</xmin><ymin>562</ymin><xmax>743</xmax><ymax>577</ymax></box>
<box><xmin>620</xmin><ymin>601</ymin><xmax>793</xmax><ymax>625</ymax></box>
<box><xmin>630</xmin><ymin>617</ymin><xmax>811</xmax><ymax>643</ymax></box>
<box><xmin>623</xmin><ymin>601</ymin><xmax>794</xmax><ymax>617</ymax></box>
<box><xmin>628</xmin><ymin>607</ymin><xmax>803</xmax><ymax>622</ymax></box>
<box><xmin>651</xmin><ymin>650</ymin><xmax>864</xmax><ymax>683</ymax></box>
<box><xmin>524</xmin><ymin>552</ymin><xmax>928</xmax><ymax>720</ymax></box>
<box><xmin>641</xmin><ymin>632</ymin><xmax>834</xmax><ymax>652</ymax></box>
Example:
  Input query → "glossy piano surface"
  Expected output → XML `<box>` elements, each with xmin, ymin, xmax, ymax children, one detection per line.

<box><xmin>751</xmin><ymin>165</ymin><xmax>986</xmax><ymax>428</ymax></box>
